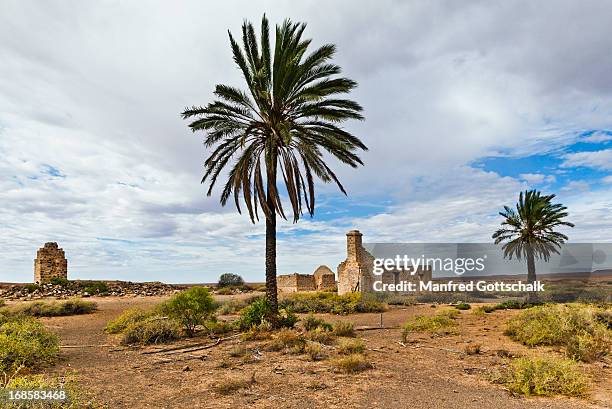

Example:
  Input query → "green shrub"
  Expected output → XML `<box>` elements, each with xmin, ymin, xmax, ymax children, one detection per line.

<box><xmin>216</xmin><ymin>295</ymin><xmax>261</xmax><ymax>315</ymax></box>
<box><xmin>455</xmin><ymin>302</ymin><xmax>471</xmax><ymax>310</ymax></box>
<box><xmin>22</xmin><ymin>284</ymin><xmax>40</xmax><ymax>293</ymax></box>
<box><xmin>160</xmin><ymin>287</ymin><xmax>215</xmax><ymax>336</ymax></box>
<box><xmin>3</xmin><ymin>299</ymin><xmax>97</xmax><ymax>318</ymax></box>
<box><xmin>0</xmin><ymin>299</ymin><xmax>4</xmax><ymax>308</ymax></box>
<box><xmin>121</xmin><ymin>317</ymin><xmax>181</xmax><ymax>345</ymax></box>
<box><xmin>337</xmin><ymin>338</ymin><xmax>365</xmax><ymax>355</ymax></box>
<box><xmin>49</xmin><ymin>277</ymin><xmax>71</xmax><ymax>287</ymax></box>
<box><xmin>332</xmin><ymin>353</ymin><xmax>372</xmax><ymax>373</ymax></box>
<box><xmin>332</xmin><ymin>321</ymin><xmax>355</xmax><ymax>337</ymax></box>
<box><xmin>302</xmin><ymin>314</ymin><xmax>332</xmax><ymax>331</ymax></box>
<box><xmin>280</xmin><ymin>292</ymin><xmax>386</xmax><ymax>315</ymax></box>
<box><xmin>204</xmin><ymin>319</ymin><xmax>234</xmax><ymax>335</ymax></box>
<box><xmin>505</xmin><ymin>304</ymin><xmax>610</xmax><ymax>362</ymax></box>
<box><xmin>82</xmin><ymin>281</ymin><xmax>109</xmax><ymax>295</ymax></box>
<box><xmin>237</xmin><ymin>298</ymin><xmax>297</xmax><ymax>330</ymax></box>
<box><xmin>105</xmin><ymin>308</ymin><xmax>153</xmax><ymax>334</ymax></box>
<box><xmin>402</xmin><ymin>310</ymin><xmax>459</xmax><ymax>341</ymax></box>
<box><xmin>0</xmin><ymin>316</ymin><xmax>60</xmax><ymax>373</ymax></box>
<box><xmin>218</xmin><ymin>273</ymin><xmax>244</xmax><ymax>288</ymax></box>
<box><xmin>496</xmin><ymin>357</ymin><xmax>589</xmax><ymax>397</ymax></box>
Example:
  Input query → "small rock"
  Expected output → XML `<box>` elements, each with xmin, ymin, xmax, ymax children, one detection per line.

<box><xmin>182</xmin><ymin>366</ymin><xmax>191</xmax><ymax>372</ymax></box>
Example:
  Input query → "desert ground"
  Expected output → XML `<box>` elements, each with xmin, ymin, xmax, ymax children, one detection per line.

<box><xmin>14</xmin><ymin>294</ymin><xmax>608</xmax><ymax>409</ymax></box>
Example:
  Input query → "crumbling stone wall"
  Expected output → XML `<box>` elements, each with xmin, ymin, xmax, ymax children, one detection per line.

<box><xmin>337</xmin><ymin>230</ymin><xmax>432</xmax><ymax>295</ymax></box>
<box><xmin>313</xmin><ymin>265</ymin><xmax>336</xmax><ymax>291</ymax></box>
<box><xmin>277</xmin><ymin>273</ymin><xmax>316</xmax><ymax>293</ymax></box>
<box><xmin>34</xmin><ymin>242</ymin><xmax>68</xmax><ymax>284</ymax></box>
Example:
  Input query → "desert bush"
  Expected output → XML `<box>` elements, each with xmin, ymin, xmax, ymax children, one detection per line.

<box><xmin>216</xmin><ymin>295</ymin><xmax>261</xmax><ymax>315</ymax></box>
<box><xmin>495</xmin><ymin>357</ymin><xmax>589</xmax><ymax>397</ymax></box>
<box><xmin>0</xmin><ymin>316</ymin><xmax>59</xmax><ymax>373</ymax></box>
<box><xmin>455</xmin><ymin>302</ymin><xmax>471</xmax><ymax>310</ymax></box>
<box><xmin>228</xmin><ymin>345</ymin><xmax>247</xmax><ymax>357</ymax></box>
<box><xmin>464</xmin><ymin>343</ymin><xmax>482</xmax><ymax>355</ymax></box>
<box><xmin>22</xmin><ymin>284</ymin><xmax>40</xmax><ymax>293</ymax></box>
<box><xmin>121</xmin><ymin>317</ymin><xmax>181</xmax><ymax>345</ymax></box>
<box><xmin>302</xmin><ymin>314</ymin><xmax>332</xmax><ymax>331</ymax></box>
<box><xmin>49</xmin><ymin>277</ymin><xmax>71</xmax><ymax>287</ymax></box>
<box><xmin>332</xmin><ymin>321</ymin><xmax>355</xmax><ymax>337</ymax></box>
<box><xmin>265</xmin><ymin>329</ymin><xmax>305</xmax><ymax>352</ymax></box>
<box><xmin>105</xmin><ymin>308</ymin><xmax>153</xmax><ymax>334</ymax></box>
<box><xmin>204</xmin><ymin>319</ymin><xmax>234</xmax><ymax>335</ymax></box>
<box><xmin>332</xmin><ymin>353</ymin><xmax>372</xmax><ymax>373</ymax></box>
<box><xmin>337</xmin><ymin>338</ymin><xmax>365</xmax><ymax>355</ymax></box>
<box><xmin>305</xmin><ymin>341</ymin><xmax>324</xmax><ymax>361</ymax></box>
<box><xmin>595</xmin><ymin>310</ymin><xmax>612</xmax><ymax>330</ymax></box>
<box><xmin>237</xmin><ymin>298</ymin><xmax>297</xmax><ymax>330</ymax></box>
<box><xmin>5</xmin><ymin>299</ymin><xmax>97</xmax><ymax>318</ymax></box>
<box><xmin>81</xmin><ymin>281</ymin><xmax>109</xmax><ymax>295</ymax></box>
<box><xmin>0</xmin><ymin>299</ymin><xmax>4</xmax><ymax>308</ymax></box>
<box><xmin>505</xmin><ymin>304</ymin><xmax>610</xmax><ymax>362</ymax></box>
<box><xmin>401</xmin><ymin>310</ymin><xmax>459</xmax><ymax>341</ymax></box>
<box><xmin>160</xmin><ymin>287</ymin><xmax>215</xmax><ymax>336</ymax></box>
<box><xmin>218</xmin><ymin>273</ymin><xmax>245</xmax><ymax>288</ymax></box>
<box><xmin>305</xmin><ymin>328</ymin><xmax>336</xmax><ymax>345</ymax></box>
<box><xmin>280</xmin><ymin>292</ymin><xmax>386</xmax><ymax>315</ymax></box>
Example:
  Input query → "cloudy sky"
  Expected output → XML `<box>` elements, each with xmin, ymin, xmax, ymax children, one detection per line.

<box><xmin>2</xmin><ymin>1</ymin><xmax>612</xmax><ymax>283</ymax></box>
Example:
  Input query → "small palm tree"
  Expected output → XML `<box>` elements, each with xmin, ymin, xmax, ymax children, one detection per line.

<box><xmin>182</xmin><ymin>16</ymin><xmax>366</xmax><ymax>315</ymax></box>
<box><xmin>492</xmin><ymin>190</ymin><xmax>574</xmax><ymax>291</ymax></box>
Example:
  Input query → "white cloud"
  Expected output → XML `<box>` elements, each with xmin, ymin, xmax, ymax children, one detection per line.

<box><xmin>519</xmin><ymin>173</ymin><xmax>556</xmax><ymax>185</ymax></box>
<box><xmin>561</xmin><ymin>149</ymin><xmax>612</xmax><ymax>170</ymax></box>
<box><xmin>602</xmin><ymin>175</ymin><xmax>612</xmax><ymax>184</ymax></box>
<box><xmin>582</xmin><ymin>131</ymin><xmax>612</xmax><ymax>143</ymax></box>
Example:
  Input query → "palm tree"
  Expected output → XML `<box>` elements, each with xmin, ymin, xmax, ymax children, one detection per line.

<box><xmin>492</xmin><ymin>190</ymin><xmax>574</xmax><ymax>295</ymax></box>
<box><xmin>182</xmin><ymin>15</ymin><xmax>366</xmax><ymax>315</ymax></box>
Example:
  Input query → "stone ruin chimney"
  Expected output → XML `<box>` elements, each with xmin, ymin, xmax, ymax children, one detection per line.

<box><xmin>337</xmin><ymin>230</ymin><xmax>374</xmax><ymax>295</ymax></box>
<box><xmin>34</xmin><ymin>242</ymin><xmax>68</xmax><ymax>284</ymax></box>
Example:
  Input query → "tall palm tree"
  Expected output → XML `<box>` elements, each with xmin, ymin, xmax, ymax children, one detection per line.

<box><xmin>492</xmin><ymin>190</ymin><xmax>574</xmax><ymax>292</ymax></box>
<box><xmin>182</xmin><ymin>15</ymin><xmax>366</xmax><ymax>314</ymax></box>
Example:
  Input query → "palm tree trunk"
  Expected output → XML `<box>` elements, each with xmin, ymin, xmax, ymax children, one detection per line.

<box><xmin>265</xmin><ymin>153</ymin><xmax>279</xmax><ymax>315</ymax></box>
<box><xmin>265</xmin><ymin>204</ymin><xmax>278</xmax><ymax>312</ymax></box>
<box><xmin>526</xmin><ymin>244</ymin><xmax>536</xmax><ymax>302</ymax></box>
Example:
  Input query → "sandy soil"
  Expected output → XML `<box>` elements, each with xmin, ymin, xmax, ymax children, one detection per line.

<box><xmin>36</xmin><ymin>296</ymin><xmax>611</xmax><ymax>409</ymax></box>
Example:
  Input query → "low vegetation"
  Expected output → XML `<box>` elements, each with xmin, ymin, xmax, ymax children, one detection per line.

<box><xmin>216</xmin><ymin>295</ymin><xmax>261</xmax><ymax>315</ymax></box>
<box><xmin>2</xmin><ymin>373</ymin><xmax>102</xmax><ymax>408</ymax></box>
<box><xmin>332</xmin><ymin>353</ymin><xmax>372</xmax><ymax>373</ymax></box>
<box><xmin>332</xmin><ymin>321</ymin><xmax>355</xmax><ymax>337</ymax></box>
<box><xmin>454</xmin><ymin>302</ymin><xmax>471</xmax><ymax>310</ymax></box>
<box><xmin>337</xmin><ymin>338</ymin><xmax>365</xmax><ymax>355</ymax></box>
<box><xmin>279</xmin><ymin>292</ymin><xmax>386</xmax><ymax>315</ymax></box>
<box><xmin>494</xmin><ymin>357</ymin><xmax>589</xmax><ymax>397</ymax></box>
<box><xmin>159</xmin><ymin>287</ymin><xmax>215</xmax><ymax>336</ymax></box>
<box><xmin>1</xmin><ymin>299</ymin><xmax>97</xmax><ymax>318</ymax></box>
<box><xmin>213</xmin><ymin>375</ymin><xmax>255</xmax><ymax>395</ymax></box>
<box><xmin>121</xmin><ymin>317</ymin><xmax>182</xmax><ymax>345</ymax></box>
<box><xmin>237</xmin><ymin>298</ymin><xmax>297</xmax><ymax>330</ymax></box>
<box><xmin>401</xmin><ymin>310</ymin><xmax>459</xmax><ymax>341</ymax></box>
<box><xmin>105</xmin><ymin>308</ymin><xmax>153</xmax><ymax>334</ymax></box>
<box><xmin>505</xmin><ymin>304</ymin><xmax>611</xmax><ymax>362</ymax></box>
<box><xmin>0</xmin><ymin>315</ymin><xmax>60</xmax><ymax>374</ymax></box>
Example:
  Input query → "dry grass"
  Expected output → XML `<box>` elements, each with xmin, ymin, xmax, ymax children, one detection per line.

<box><xmin>493</xmin><ymin>357</ymin><xmax>589</xmax><ymax>397</ymax></box>
<box><xmin>401</xmin><ymin>310</ymin><xmax>459</xmax><ymax>341</ymax></box>
<box><xmin>332</xmin><ymin>321</ymin><xmax>355</xmax><ymax>337</ymax></box>
<box><xmin>337</xmin><ymin>338</ymin><xmax>365</xmax><ymax>355</ymax></box>
<box><xmin>464</xmin><ymin>343</ymin><xmax>481</xmax><ymax>355</ymax></box>
<box><xmin>304</xmin><ymin>341</ymin><xmax>325</xmax><ymax>361</ymax></box>
<box><xmin>213</xmin><ymin>375</ymin><xmax>255</xmax><ymax>395</ymax></box>
<box><xmin>332</xmin><ymin>353</ymin><xmax>373</xmax><ymax>373</ymax></box>
<box><xmin>505</xmin><ymin>304</ymin><xmax>611</xmax><ymax>362</ymax></box>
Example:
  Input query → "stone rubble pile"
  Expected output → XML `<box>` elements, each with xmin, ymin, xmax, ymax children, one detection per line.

<box><xmin>0</xmin><ymin>281</ymin><xmax>184</xmax><ymax>301</ymax></box>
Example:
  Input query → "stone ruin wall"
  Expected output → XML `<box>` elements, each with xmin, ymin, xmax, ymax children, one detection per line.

<box><xmin>277</xmin><ymin>273</ymin><xmax>316</xmax><ymax>293</ymax></box>
<box><xmin>34</xmin><ymin>242</ymin><xmax>68</xmax><ymax>284</ymax></box>
<box><xmin>337</xmin><ymin>230</ymin><xmax>432</xmax><ymax>295</ymax></box>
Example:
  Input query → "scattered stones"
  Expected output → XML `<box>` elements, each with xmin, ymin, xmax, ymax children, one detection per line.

<box><xmin>0</xmin><ymin>281</ymin><xmax>186</xmax><ymax>301</ymax></box>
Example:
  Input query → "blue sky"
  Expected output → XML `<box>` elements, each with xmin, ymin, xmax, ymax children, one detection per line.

<box><xmin>1</xmin><ymin>1</ymin><xmax>612</xmax><ymax>283</ymax></box>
